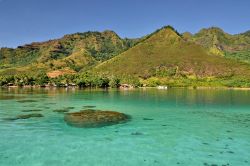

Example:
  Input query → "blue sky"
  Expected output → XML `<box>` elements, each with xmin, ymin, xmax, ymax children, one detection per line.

<box><xmin>0</xmin><ymin>0</ymin><xmax>249</xmax><ymax>48</ymax></box>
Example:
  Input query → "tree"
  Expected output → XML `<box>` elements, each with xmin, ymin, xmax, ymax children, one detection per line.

<box><xmin>109</xmin><ymin>76</ymin><xmax>120</xmax><ymax>88</ymax></box>
<box><xmin>34</xmin><ymin>72</ymin><xmax>49</xmax><ymax>85</ymax></box>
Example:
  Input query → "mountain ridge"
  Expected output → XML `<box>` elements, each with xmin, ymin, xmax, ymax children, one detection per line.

<box><xmin>1</xmin><ymin>25</ymin><xmax>250</xmax><ymax>87</ymax></box>
<box><xmin>0</xmin><ymin>30</ymin><xmax>139</xmax><ymax>75</ymax></box>
<box><xmin>95</xmin><ymin>27</ymin><xmax>250</xmax><ymax>78</ymax></box>
<box><xmin>182</xmin><ymin>27</ymin><xmax>250</xmax><ymax>62</ymax></box>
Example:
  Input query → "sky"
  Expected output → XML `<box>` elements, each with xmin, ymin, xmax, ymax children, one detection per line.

<box><xmin>0</xmin><ymin>0</ymin><xmax>250</xmax><ymax>48</ymax></box>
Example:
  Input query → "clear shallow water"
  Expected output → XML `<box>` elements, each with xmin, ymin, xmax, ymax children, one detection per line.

<box><xmin>0</xmin><ymin>88</ymin><xmax>250</xmax><ymax>166</ymax></box>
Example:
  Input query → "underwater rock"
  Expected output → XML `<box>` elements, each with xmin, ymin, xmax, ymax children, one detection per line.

<box><xmin>5</xmin><ymin>113</ymin><xmax>44</xmax><ymax>121</ymax></box>
<box><xmin>47</xmin><ymin>102</ymin><xmax>56</xmax><ymax>104</ymax></box>
<box><xmin>143</xmin><ymin>118</ymin><xmax>154</xmax><ymax>120</ymax></box>
<box><xmin>17</xmin><ymin>99</ymin><xmax>38</xmax><ymax>103</ymax></box>
<box><xmin>203</xmin><ymin>142</ymin><xmax>209</xmax><ymax>145</ymax></box>
<box><xmin>131</xmin><ymin>132</ymin><xmax>143</xmax><ymax>135</ymax></box>
<box><xmin>83</xmin><ymin>105</ymin><xmax>96</xmax><ymax>108</ymax></box>
<box><xmin>227</xmin><ymin>151</ymin><xmax>234</xmax><ymax>154</ymax></box>
<box><xmin>65</xmin><ymin>107</ymin><xmax>75</xmax><ymax>110</ymax></box>
<box><xmin>53</xmin><ymin>106</ymin><xmax>74</xmax><ymax>113</ymax></box>
<box><xmin>53</xmin><ymin>109</ymin><xmax>70</xmax><ymax>113</ymax></box>
<box><xmin>21</xmin><ymin>109</ymin><xmax>43</xmax><ymax>112</ymax></box>
<box><xmin>64</xmin><ymin>110</ymin><xmax>129</xmax><ymax>128</ymax></box>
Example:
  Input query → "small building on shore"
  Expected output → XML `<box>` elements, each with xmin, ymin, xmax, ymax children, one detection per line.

<box><xmin>7</xmin><ymin>83</ymin><xmax>14</xmax><ymax>86</ymax></box>
<box><xmin>119</xmin><ymin>84</ymin><xmax>134</xmax><ymax>89</ymax></box>
<box><xmin>157</xmin><ymin>86</ymin><xmax>168</xmax><ymax>90</ymax></box>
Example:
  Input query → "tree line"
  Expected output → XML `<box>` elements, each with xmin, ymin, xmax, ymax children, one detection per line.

<box><xmin>0</xmin><ymin>72</ymin><xmax>134</xmax><ymax>88</ymax></box>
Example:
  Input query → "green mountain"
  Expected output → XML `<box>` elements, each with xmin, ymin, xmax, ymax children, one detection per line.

<box><xmin>0</xmin><ymin>31</ymin><xmax>138</xmax><ymax>75</ymax></box>
<box><xmin>95</xmin><ymin>26</ymin><xmax>250</xmax><ymax>87</ymax></box>
<box><xmin>185</xmin><ymin>27</ymin><xmax>250</xmax><ymax>63</ymax></box>
<box><xmin>1</xmin><ymin>26</ymin><xmax>250</xmax><ymax>87</ymax></box>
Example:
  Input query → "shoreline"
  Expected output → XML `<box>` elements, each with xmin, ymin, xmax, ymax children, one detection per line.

<box><xmin>2</xmin><ymin>85</ymin><xmax>250</xmax><ymax>90</ymax></box>
<box><xmin>141</xmin><ymin>86</ymin><xmax>250</xmax><ymax>90</ymax></box>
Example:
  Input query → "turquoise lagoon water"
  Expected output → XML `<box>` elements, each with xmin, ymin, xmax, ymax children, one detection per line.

<box><xmin>0</xmin><ymin>88</ymin><xmax>250</xmax><ymax>166</ymax></box>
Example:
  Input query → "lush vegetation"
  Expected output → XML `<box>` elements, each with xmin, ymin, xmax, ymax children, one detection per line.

<box><xmin>188</xmin><ymin>27</ymin><xmax>250</xmax><ymax>63</ymax></box>
<box><xmin>95</xmin><ymin>27</ymin><xmax>250</xmax><ymax>79</ymax></box>
<box><xmin>0</xmin><ymin>72</ymin><xmax>124</xmax><ymax>88</ymax></box>
<box><xmin>1</xmin><ymin>71</ymin><xmax>250</xmax><ymax>88</ymax></box>
<box><xmin>225</xmin><ymin>51</ymin><xmax>250</xmax><ymax>64</ymax></box>
<box><xmin>1</xmin><ymin>26</ymin><xmax>250</xmax><ymax>88</ymax></box>
<box><xmin>0</xmin><ymin>31</ymin><xmax>138</xmax><ymax>73</ymax></box>
<box><xmin>142</xmin><ymin>76</ymin><xmax>250</xmax><ymax>88</ymax></box>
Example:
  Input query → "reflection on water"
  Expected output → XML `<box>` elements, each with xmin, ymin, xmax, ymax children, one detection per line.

<box><xmin>0</xmin><ymin>87</ymin><xmax>250</xmax><ymax>166</ymax></box>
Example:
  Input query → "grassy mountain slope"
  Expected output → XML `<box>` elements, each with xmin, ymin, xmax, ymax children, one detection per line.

<box><xmin>0</xmin><ymin>31</ymin><xmax>138</xmax><ymax>76</ymax></box>
<box><xmin>1</xmin><ymin>26</ymin><xmax>250</xmax><ymax>87</ymax></box>
<box><xmin>95</xmin><ymin>27</ymin><xmax>250</xmax><ymax>85</ymax></box>
<box><xmin>186</xmin><ymin>27</ymin><xmax>250</xmax><ymax>63</ymax></box>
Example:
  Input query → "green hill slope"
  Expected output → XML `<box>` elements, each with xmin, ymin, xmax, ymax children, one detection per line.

<box><xmin>95</xmin><ymin>26</ymin><xmax>250</xmax><ymax>87</ymax></box>
<box><xmin>1</xmin><ymin>26</ymin><xmax>250</xmax><ymax>87</ymax></box>
<box><xmin>185</xmin><ymin>27</ymin><xmax>250</xmax><ymax>63</ymax></box>
<box><xmin>0</xmin><ymin>31</ymin><xmax>138</xmax><ymax>75</ymax></box>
